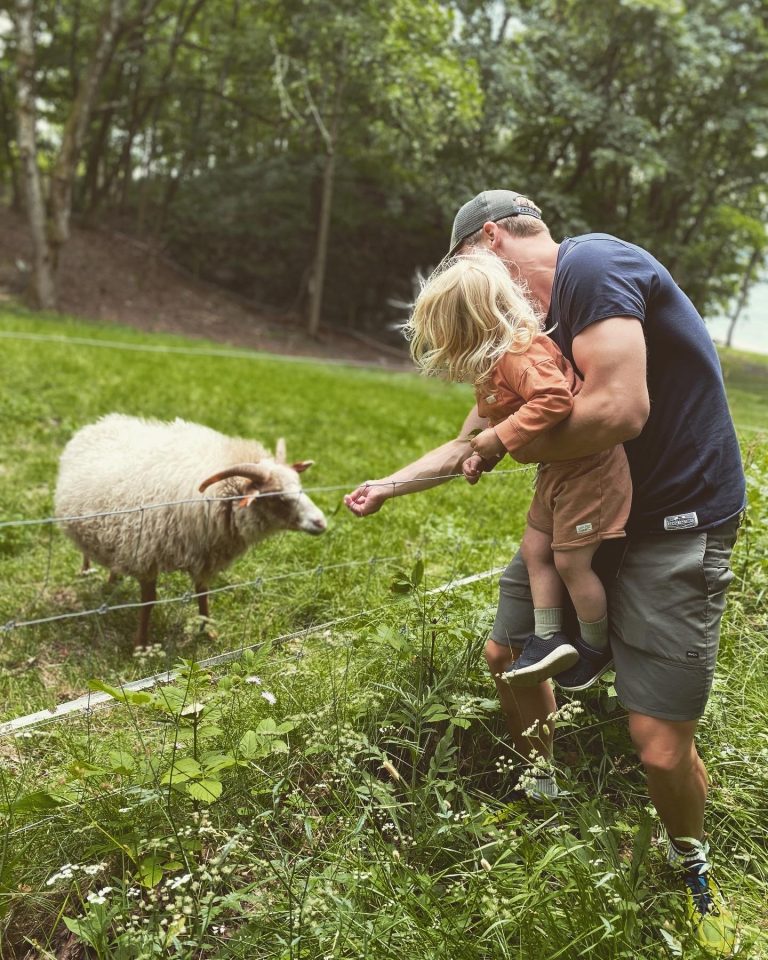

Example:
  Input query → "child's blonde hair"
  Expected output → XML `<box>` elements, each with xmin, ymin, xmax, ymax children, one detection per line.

<box><xmin>405</xmin><ymin>252</ymin><xmax>542</xmax><ymax>383</ymax></box>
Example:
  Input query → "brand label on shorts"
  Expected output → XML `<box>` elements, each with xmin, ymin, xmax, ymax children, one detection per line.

<box><xmin>686</xmin><ymin>650</ymin><xmax>700</xmax><ymax>659</ymax></box>
<box><xmin>576</xmin><ymin>522</ymin><xmax>593</xmax><ymax>534</ymax></box>
<box><xmin>663</xmin><ymin>511</ymin><xmax>699</xmax><ymax>531</ymax></box>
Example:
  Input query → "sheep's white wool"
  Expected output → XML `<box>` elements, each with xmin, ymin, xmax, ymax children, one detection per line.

<box><xmin>54</xmin><ymin>414</ymin><xmax>326</xmax><ymax>586</ymax></box>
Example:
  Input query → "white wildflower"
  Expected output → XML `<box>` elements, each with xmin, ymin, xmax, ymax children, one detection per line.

<box><xmin>261</xmin><ymin>691</ymin><xmax>277</xmax><ymax>705</ymax></box>
<box><xmin>86</xmin><ymin>886</ymin><xmax>112</xmax><ymax>905</ymax></box>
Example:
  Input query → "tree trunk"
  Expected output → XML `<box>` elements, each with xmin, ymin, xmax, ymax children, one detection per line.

<box><xmin>0</xmin><ymin>73</ymin><xmax>21</xmax><ymax>209</ymax></box>
<box><xmin>726</xmin><ymin>247</ymin><xmax>762</xmax><ymax>348</ymax></box>
<box><xmin>134</xmin><ymin>0</ymin><xmax>208</xmax><ymax>233</ymax></box>
<box><xmin>15</xmin><ymin>0</ymin><xmax>56</xmax><ymax>309</ymax></box>
<box><xmin>306</xmin><ymin>136</ymin><xmax>337</xmax><ymax>337</ymax></box>
<box><xmin>48</xmin><ymin>0</ymin><xmax>127</xmax><ymax>271</ymax></box>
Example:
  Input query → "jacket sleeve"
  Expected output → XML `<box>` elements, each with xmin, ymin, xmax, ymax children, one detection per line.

<box><xmin>493</xmin><ymin>357</ymin><xmax>574</xmax><ymax>454</ymax></box>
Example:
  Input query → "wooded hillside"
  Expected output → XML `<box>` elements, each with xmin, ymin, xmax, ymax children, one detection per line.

<box><xmin>1</xmin><ymin>0</ymin><xmax>766</xmax><ymax>334</ymax></box>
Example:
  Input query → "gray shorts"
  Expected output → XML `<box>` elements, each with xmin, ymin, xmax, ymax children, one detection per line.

<box><xmin>490</xmin><ymin>519</ymin><xmax>739</xmax><ymax>722</ymax></box>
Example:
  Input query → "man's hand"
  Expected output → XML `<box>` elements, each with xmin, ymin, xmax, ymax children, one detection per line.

<box><xmin>469</xmin><ymin>426</ymin><xmax>506</xmax><ymax>462</ymax></box>
<box><xmin>462</xmin><ymin>453</ymin><xmax>495</xmax><ymax>484</ymax></box>
<box><xmin>343</xmin><ymin>482</ymin><xmax>394</xmax><ymax>517</ymax></box>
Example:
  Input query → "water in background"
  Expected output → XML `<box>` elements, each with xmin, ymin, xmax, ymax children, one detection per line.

<box><xmin>706</xmin><ymin>280</ymin><xmax>768</xmax><ymax>356</ymax></box>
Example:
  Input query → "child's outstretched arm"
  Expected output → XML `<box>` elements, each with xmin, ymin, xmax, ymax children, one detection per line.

<box><xmin>344</xmin><ymin>405</ymin><xmax>488</xmax><ymax>515</ymax></box>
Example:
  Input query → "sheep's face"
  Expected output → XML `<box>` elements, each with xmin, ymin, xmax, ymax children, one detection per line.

<box><xmin>233</xmin><ymin>462</ymin><xmax>327</xmax><ymax>540</ymax></box>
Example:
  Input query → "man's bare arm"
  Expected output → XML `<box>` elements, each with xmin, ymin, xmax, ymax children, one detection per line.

<box><xmin>344</xmin><ymin>406</ymin><xmax>488</xmax><ymax>516</ymax></box>
<box><xmin>514</xmin><ymin>317</ymin><xmax>650</xmax><ymax>463</ymax></box>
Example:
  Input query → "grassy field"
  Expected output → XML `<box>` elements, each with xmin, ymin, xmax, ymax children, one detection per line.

<box><xmin>0</xmin><ymin>306</ymin><xmax>766</xmax><ymax>959</ymax></box>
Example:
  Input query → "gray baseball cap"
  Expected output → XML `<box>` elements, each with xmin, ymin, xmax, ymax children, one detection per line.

<box><xmin>447</xmin><ymin>189</ymin><xmax>542</xmax><ymax>257</ymax></box>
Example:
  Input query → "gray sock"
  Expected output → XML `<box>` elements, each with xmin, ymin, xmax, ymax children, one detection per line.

<box><xmin>534</xmin><ymin>607</ymin><xmax>562</xmax><ymax>640</ymax></box>
<box><xmin>578</xmin><ymin>615</ymin><xmax>608</xmax><ymax>650</ymax></box>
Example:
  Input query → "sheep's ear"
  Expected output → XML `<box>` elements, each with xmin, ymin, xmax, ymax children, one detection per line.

<box><xmin>237</xmin><ymin>485</ymin><xmax>261</xmax><ymax>509</ymax></box>
<box><xmin>275</xmin><ymin>438</ymin><xmax>287</xmax><ymax>464</ymax></box>
<box><xmin>291</xmin><ymin>460</ymin><xmax>314</xmax><ymax>474</ymax></box>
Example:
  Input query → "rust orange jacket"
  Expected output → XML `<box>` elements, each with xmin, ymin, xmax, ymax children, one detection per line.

<box><xmin>475</xmin><ymin>334</ymin><xmax>582</xmax><ymax>454</ymax></box>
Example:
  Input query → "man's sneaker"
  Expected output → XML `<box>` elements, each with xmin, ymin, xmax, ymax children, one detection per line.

<box><xmin>554</xmin><ymin>634</ymin><xmax>613</xmax><ymax>692</ymax></box>
<box><xmin>669</xmin><ymin>841</ymin><xmax>737</xmax><ymax>955</ymax></box>
<box><xmin>500</xmin><ymin>632</ymin><xmax>578</xmax><ymax>687</ymax></box>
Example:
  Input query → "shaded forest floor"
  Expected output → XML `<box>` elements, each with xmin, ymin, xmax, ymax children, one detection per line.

<box><xmin>0</xmin><ymin>206</ymin><xmax>411</xmax><ymax>369</ymax></box>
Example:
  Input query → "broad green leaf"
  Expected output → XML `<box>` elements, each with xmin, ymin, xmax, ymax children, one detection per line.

<box><xmin>187</xmin><ymin>778</ymin><xmax>223</xmax><ymax>803</ymax></box>
<box><xmin>160</xmin><ymin>756</ymin><xmax>202</xmax><ymax>784</ymax></box>
<box><xmin>201</xmin><ymin>752</ymin><xmax>237</xmax><ymax>774</ymax></box>
<box><xmin>138</xmin><ymin>855</ymin><xmax>164</xmax><ymax>887</ymax></box>
<box><xmin>239</xmin><ymin>730</ymin><xmax>260</xmax><ymax>758</ymax></box>
<box><xmin>68</xmin><ymin>760</ymin><xmax>106</xmax><ymax>779</ymax></box>
<box><xmin>12</xmin><ymin>790</ymin><xmax>74</xmax><ymax>813</ymax></box>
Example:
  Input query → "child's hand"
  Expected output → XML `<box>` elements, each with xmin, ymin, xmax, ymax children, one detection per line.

<box><xmin>463</xmin><ymin>453</ymin><xmax>491</xmax><ymax>484</ymax></box>
<box><xmin>469</xmin><ymin>427</ymin><xmax>506</xmax><ymax>462</ymax></box>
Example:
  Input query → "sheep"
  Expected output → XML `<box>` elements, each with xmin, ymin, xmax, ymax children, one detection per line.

<box><xmin>54</xmin><ymin>414</ymin><xmax>327</xmax><ymax>645</ymax></box>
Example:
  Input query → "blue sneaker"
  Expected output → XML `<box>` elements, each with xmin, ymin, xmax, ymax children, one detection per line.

<box><xmin>554</xmin><ymin>634</ymin><xmax>613</xmax><ymax>692</ymax></box>
<box><xmin>501</xmin><ymin>633</ymin><xmax>578</xmax><ymax>687</ymax></box>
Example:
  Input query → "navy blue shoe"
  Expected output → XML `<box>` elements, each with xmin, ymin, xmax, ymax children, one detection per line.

<box><xmin>501</xmin><ymin>632</ymin><xmax>579</xmax><ymax>687</ymax></box>
<box><xmin>554</xmin><ymin>634</ymin><xmax>613</xmax><ymax>692</ymax></box>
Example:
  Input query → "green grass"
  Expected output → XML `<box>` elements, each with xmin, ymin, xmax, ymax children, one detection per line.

<box><xmin>0</xmin><ymin>305</ymin><xmax>767</xmax><ymax>959</ymax></box>
<box><xmin>719</xmin><ymin>347</ymin><xmax>768</xmax><ymax>434</ymax></box>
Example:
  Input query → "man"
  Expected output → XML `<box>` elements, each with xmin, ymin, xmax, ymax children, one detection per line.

<box><xmin>344</xmin><ymin>190</ymin><xmax>745</xmax><ymax>953</ymax></box>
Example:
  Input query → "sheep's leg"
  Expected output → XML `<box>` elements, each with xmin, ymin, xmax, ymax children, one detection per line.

<box><xmin>135</xmin><ymin>578</ymin><xmax>157</xmax><ymax>647</ymax></box>
<box><xmin>194</xmin><ymin>582</ymin><xmax>216</xmax><ymax>637</ymax></box>
<box><xmin>80</xmin><ymin>555</ymin><xmax>90</xmax><ymax>574</ymax></box>
<box><xmin>195</xmin><ymin>585</ymin><xmax>210</xmax><ymax>621</ymax></box>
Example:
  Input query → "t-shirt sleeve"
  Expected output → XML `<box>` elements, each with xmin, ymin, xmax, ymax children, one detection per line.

<box><xmin>493</xmin><ymin>353</ymin><xmax>574</xmax><ymax>453</ymax></box>
<box><xmin>557</xmin><ymin>239</ymin><xmax>656</xmax><ymax>339</ymax></box>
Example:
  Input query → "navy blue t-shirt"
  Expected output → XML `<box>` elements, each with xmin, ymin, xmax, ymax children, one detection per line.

<box><xmin>547</xmin><ymin>234</ymin><xmax>745</xmax><ymax>533</ymax></box>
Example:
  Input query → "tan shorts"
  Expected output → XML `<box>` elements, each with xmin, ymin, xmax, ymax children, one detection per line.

<box><xmin>527</xmin><ymin>446</ymin><xmax>632</xmax><ymax>551</ymax></box>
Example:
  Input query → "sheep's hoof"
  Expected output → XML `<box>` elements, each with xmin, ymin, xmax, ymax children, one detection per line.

<box><xmin>184</xmin><ymin>615</ymin><xmax>217</xmax><ymax>641</ymax></box>
<box><xmin>199</xmin><ymin>617</ymin><xmax>219</xmax><ymax>641</ymax></box>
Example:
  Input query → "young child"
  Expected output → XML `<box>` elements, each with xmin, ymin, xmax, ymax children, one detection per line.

<box><xmin>405</xmin><ymin>252</ymin><xmax>632</xmax><ymax>686</ymax></box>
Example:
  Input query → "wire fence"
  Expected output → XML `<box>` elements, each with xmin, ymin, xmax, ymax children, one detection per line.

<box><xmin>0</xmin><ymin>352</ymin><xmax>530</xmax><ymax>835</ymax></box>
<box><xmin>0</xmin><ymin>328</ymin><xmax>406</xmax><ymax>371</ymax></box>
<box><xmin>0</xmin><ymin>556</ymin><xmax>400</xmax><ymax>633</ymax></box>
<box><xmin>0</xmin><ymin>466</ymin><xmax>533</xmax><ymax>531</ymax></box>
<box><xmin>0</xmin><ymin>564</ymin><xmax>504</xmax><ymax>741</ymax></box>
<box><xmin>0</xmin><ymin>463</ymin><xmax>519</xmax><ymax>736</ymax></box>
<box><xmin>0</xmin><ymin>465</ymin><xmax>530</xmax><ymax>640</ymax></box>
<box><xmin>0</xmin><ymin>561</ymin><xmax>509</xmax><ymax>842</ymax></box>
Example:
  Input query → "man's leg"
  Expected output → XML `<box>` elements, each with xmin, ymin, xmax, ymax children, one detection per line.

<box><xmin>485</xmin><ymin>637</ymin><xmax>556</xmax><ymax>760</ymax></box>
<box><xmin>628</xmin><ymin>711</ymin><xmax>706</xmax><ymax>844</ymax></box>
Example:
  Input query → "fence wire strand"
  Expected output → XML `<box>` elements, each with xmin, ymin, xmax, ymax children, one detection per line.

<box><xmin>0</xmin><ymin>564</ymin><xmax>505</xmax><ymax>744</ymax></box>
<box><xmin>0</xmin><ymin>557</ymin><xmax>402</xmax><ymax>633</ymax></box>
<box><xmin>0</xmin><ymin>466</ymin><xmax>533</xmax><ymax>531</ymax></box>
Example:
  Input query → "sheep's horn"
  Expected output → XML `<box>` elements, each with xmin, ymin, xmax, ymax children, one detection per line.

<box><xmin>199</xmin><ymin>463</ymin><xmax>270</xmax><ymax>493</ymax></box>
<box><xmin>275</xmin><ymin>438</ymin><xmax>287</xmax><ymax>464</ymax></box>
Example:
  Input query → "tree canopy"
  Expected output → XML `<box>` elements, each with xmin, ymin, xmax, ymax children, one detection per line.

<box><xmin>1</xmin><ymin>0</ymin><xmax>766</xmax><ymax>329</ymax></box>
